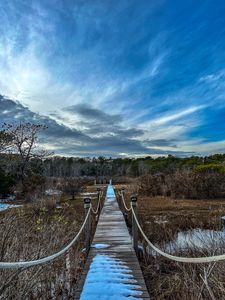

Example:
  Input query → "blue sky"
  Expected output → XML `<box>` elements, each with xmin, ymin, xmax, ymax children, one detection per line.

<box><xmin>0</xmin><ymin>0</ymin><xmax>225</xmax><ymax>157</ymax></box>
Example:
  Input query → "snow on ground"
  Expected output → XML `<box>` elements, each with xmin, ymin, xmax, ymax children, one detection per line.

<box><xmin>0</xmin><ymin>204</ymin><xmax>21</xmax><ymax>211</ymax></box>
<box><xmin>80</xmin><ymin>254</ymin><xmax>143</xmax><ymax>300</ymax></box>
<box><xmin>81</xmin><ymin>192</ymin><xmax>98</xmax><ymax>196</ymax></box>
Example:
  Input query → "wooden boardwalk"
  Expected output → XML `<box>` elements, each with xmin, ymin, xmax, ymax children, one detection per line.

<box><xmin>75</xmin><ymin>185</ymin><xmax>150</xmax><ymax>299</ymax></box>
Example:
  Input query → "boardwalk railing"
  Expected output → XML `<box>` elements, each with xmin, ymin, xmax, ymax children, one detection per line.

<box><xmin>2</xmin><ymin>184</ymin><xmax>225</xmax><ymax>269</ymax></box>
<box><xmin>0</xmin><ymin>188</ymin><xmax>104</xmax><ymax>269</ymax></box>
<box><xmin>119</xmin><ymin>188</ymin><xmax>225</xmax><ymax>264</ymax></box>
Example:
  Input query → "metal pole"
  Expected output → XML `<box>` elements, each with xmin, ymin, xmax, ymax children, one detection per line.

<box><xmin>131</xmin><ymin>195</ymin><xmax>138</xmax><ymax>253</ymax></box>
<box><xmin>84</xmin><ymin>197</ymin><xmax>92</xmax><ymax>252</ymax></box>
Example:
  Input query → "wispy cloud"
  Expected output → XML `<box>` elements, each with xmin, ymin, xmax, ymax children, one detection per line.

<box><xmin>1</xmin><ymin>1</ymin><xmax>225</xmax><ymax>156</ymax></box>
<box><xmin>0</xmin><ymin>95</ymin><xmax>193</xmax><ymax>157</ymax></box>
<box><xmin>141</xmin><ymin>105</ymin><xmax>206</xmax><ymax>127</ymax></box>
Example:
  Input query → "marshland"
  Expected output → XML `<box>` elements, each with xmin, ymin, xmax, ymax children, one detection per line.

<box><xmin>1</xmin><ymin>123</ymin><xmax>225</xmax><ymax>299</ymax></box>
<box><xmin>1</xmin><ymin>1</ymin><xmax>225</xmax><ymax>299</ymax></box>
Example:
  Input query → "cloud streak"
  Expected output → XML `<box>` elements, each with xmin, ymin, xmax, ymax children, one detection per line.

<box><xmin>1</xmin><ymin>1</ymin><xmax>225</xmax><ymax>156</ymax></box>
<box><xmin>0</xmin><ymin>95</ymin><xmax>194</xmax><ymax>157</ymax></box>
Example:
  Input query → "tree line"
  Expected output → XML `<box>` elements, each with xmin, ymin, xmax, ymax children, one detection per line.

<box><xmin>42</xmin><ymin>154</ymin><xmax>225</xmax><ymax>178</ymax></box>
<box><xmin>1</xmin><ymin>122</ymin><xmax>225</xmax><ymax>199</ymax></box>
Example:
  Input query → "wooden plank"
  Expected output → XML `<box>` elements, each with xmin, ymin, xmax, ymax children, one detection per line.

<box><xmin>75</xmin><ymin>184</ymin><xmax>150</xmax><ymax>299</ymax></box>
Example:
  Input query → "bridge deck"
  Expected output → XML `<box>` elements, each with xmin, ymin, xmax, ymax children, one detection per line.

<box><xmin>75</xmin><ymin>185</ymin><xmax>150</xmax><ymax>299</ymax></box>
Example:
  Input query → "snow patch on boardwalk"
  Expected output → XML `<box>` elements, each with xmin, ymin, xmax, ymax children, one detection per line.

<box><xmin>79</xmin><ymin>183</ymin><xmax>148</xmax><ymax>299</ymax></box>
<box><xmin>92</xmin><ymin>244</ymin><xmax>110</xmax><ymax>249</ymax></box>
<box><xmin>80</xmin><ymin>254</ymin><xmax>143</xmax><ymax>300</ymax></box>
<box><xmin>106</xmin><ymin>185</ymin><xmax>116</xmax><ymax>201</ymax></box>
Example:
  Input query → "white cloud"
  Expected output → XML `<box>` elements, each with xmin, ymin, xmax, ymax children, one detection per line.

<box><xmin>141</xmin><ymin>105</ymin><xmax>206</xmax><ymax>127</ymax></box>
<box><xmin>176</xmin><ymin>139</ymin><xmax>225</xmax><ymax>155</ymax></box>
<box><xmin>199</xmin><ymin>70</ymin><xmax>225</xmax><ymax>83</ymax></box>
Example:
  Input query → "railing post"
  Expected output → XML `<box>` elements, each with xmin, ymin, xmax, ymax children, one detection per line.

<box><xmin>121</xmin><ymin>187</ymin><xmax>125</xmax><ymax>207</ymax></box>
<box><xmin>121</xmin><ymin>187</ymin><xmax>128</xmax><ymax>222</ymax></box>
<box><xmin>131</xmin><ymin>194</ymin><xmax>138</xmax><ymax>254</ymax></box>
<box><xmin>84</xmin><ymin>197</ymin><xmax>92</xmax><ymax>252</ymax></box>
<box><xmin>96</xmin><ymin>187</ymin><xmax>101</xmax><ymax>213</ymax></box>
<box><xmin>95</xmin><ymin>187</ymin><xmax>101</xmax><ymax>222</ymax></box>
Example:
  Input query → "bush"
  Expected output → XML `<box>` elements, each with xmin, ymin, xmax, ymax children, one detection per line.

<box><xmin>138</xmin><ymin>174</ymin><xmax>165</xmax><ymax>196</ymax></box>
<box><xmin>0</xmin><ymin>167</ymin><xmax>15</xmax><ymax>197</ymax></box>
<box><xmin>22</xmin><ymin>174</ymin><xmax>46</xmax><ymax>200</ymax></box>
<box><xmin>138</xmin><ymin>170</ymin><xmax>225</xmax><ymax>199</ymax></box>
<box><xmin>195</xmin><ymin>163</ymin><xmax>225</xmax><ymax>173</ymax></box>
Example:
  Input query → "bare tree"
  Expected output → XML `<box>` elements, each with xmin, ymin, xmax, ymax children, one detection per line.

<box><xmin>0</xmin><ymin>127</ymin><xmax>13</xmax><ymax>153</ymax></box>
<box><xmin>3</xmin><ymin>123</ymin><xmax>52</xmax><ymax>182</ymax></box>
<box><xmin>63</xmin><ymin>177</ymin><xmax>83</xmax><ymax>200</ymax></box>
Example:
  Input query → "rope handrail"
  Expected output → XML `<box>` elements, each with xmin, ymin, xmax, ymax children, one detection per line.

<box><xmin>91</xmin><ymin>191</ymin><xmax>104</xmax><ymax>214</ymax></box>
<box><xmin>131</xmin><ymin>206</ymin><xmax>225</xmax><ymax>264</ymax></box>
<box><xmin>0</xmin><ymin>208</ymin><xmax>91</xmax><ymax>269</ymax></box>
<box><xmin>119</xmin><ymin>191</ymin><xmax>132</xmax><ymax>212</ymax></box>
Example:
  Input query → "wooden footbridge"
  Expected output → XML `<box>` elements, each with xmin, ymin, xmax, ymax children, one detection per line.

<box><xmin>0</xmin><ymin>183</ymin><xmax>150</xmax><ymax>299</ymax></box>
<box><xmin>2</xmin><ymin>183</ymin><xmax>225</xmax><ymax>299</ymax></box>
<box><xmin>75</xmin><ymin>184</ymin><xmax>150</xmax><ymax>299</ymax></box>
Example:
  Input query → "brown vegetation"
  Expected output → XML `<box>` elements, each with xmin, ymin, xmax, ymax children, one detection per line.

<box><xmin>115</xmin><ymin>183</ymin><xmax>225</xmax><ymax>299</ymax></box>
<box><xmin>0</xmin><ymin>184</ymin><xmax>105</xmax><ymax>299</ymax></box>
<box><xmin>138</xmin><ymin>171</ymin><xmax>225</xmax><ymax>199</ymax></box>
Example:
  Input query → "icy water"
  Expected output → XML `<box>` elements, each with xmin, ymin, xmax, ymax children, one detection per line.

<box><xmin>165</xmin><ymin>228</ymin><xmax>225</xmax><ymax>253</ymax></box>
<box><xmin>0</xmin><ymin>203</ymin><xmax>21</xmax><ymax>211</ymax></box>
<box><xmin>146</xmin><ymin>228</ymin><xmax>225</xmax><ymax>256</ymax></box>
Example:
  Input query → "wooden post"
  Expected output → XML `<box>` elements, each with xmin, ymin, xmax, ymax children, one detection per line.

<box><xmin>131</xmin><ymin>194</ymin><xmax>138</xmax><ymax>253</ymax></box>
<box><xmin>119</xmin><ymin>187</ymin><xmax>128</xmax><ymax>219</ymax></box>
<box><xmin>222</xmin><ymin>216</ymin><xmax>225</xmax><ymax>231</ymax></box>
<box><xmin>97</xmin><ymin>187</ymin><xmax>101</xmax><ymax>213</ymax></box>
<box><xmin>84</xmin><ymin>197</ymin><xmax>92</xmax><ymax>252</ymax></box>
<box><xmin>121</xmin><ymin>187</ymin><xmax>125</xmax><ymax>208</ymax></box>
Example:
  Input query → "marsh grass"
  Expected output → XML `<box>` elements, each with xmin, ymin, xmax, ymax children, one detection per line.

<box><xmin>115</xmin><ymin>185</ymin><xmax>225</xmax><ymax>299</ymax></box>
<box><xmin>0</xmin><ymin>185</ymin><xmax>104</xmax><ymax>299</ymax></box>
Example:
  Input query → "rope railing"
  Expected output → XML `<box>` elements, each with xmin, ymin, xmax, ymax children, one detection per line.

<box><xmin>0</xmin><ymin>208</ymin><xmax>91</xmax><ymax>269</ymax></box>
<box><xmin>131</xmin><ymin>206</ymin><xmax>225</xmax><ymax>264</ymax></box>
<box><xmin>119</xmin><ymin>191</ymin><xmax>132</xmax><ymax>212</ymax></box>
<box><xmin>91</xmin><ymin>191</ymin><xmax>104</xmax><ymax>215</ymax></box>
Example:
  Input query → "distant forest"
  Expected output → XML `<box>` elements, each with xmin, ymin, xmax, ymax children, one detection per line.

<box><xmin>42</xmin><ymin>154</ymin><xmax>225</xmax><ymax>178</ymax></box>
<box><xmin>1</xmin><ymin>152</ymin><xmax>225</xmax><ymax>199</ymax></box>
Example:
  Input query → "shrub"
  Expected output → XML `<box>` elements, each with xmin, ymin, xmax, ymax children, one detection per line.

<box><xmin>138</xmin><ymin>170</ymin><xmax>225</xmax><ymax>199</ymax></box>
<box><xmin>0</xmin><ymin>167</ymin><xmax>15</xmax><ymax>197</ymax></box>
<box><xmin>195</xmin><ymin>163</ymin><xmax>225</xmax><ymax>173</ymax></box>
<box><xmin>138</xmin><ymin>174</ymin><xmax>165</xmax><ymax>196</ymax></box>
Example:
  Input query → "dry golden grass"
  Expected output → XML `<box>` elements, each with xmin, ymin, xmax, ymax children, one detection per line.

<box><xmin>0</xmin><ymin>184</ymin><xmax>106</xmax><ymax>299</ymax></box>
<box><xmin>114</xmin><ymin>184</ymin><xmax>225</xmax><ymax>299</ymax></box>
